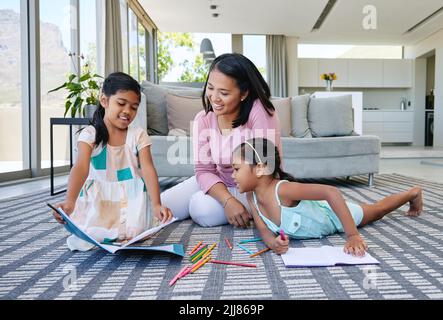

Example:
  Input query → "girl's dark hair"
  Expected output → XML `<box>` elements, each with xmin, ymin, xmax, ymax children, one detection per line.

<box><xmin>202</xmin><ymin>53</ymin><xmax>275</xmax><ymax>128</ymax></box>
<box><xmin>91</xmin><ymin>72</ymin><xmax>141</xmax><ymax>147</ymax></box>
<box><xmin>233</xmin><ymin>137</ymin><xmax>296</xmax><ymax>182</ymax></box>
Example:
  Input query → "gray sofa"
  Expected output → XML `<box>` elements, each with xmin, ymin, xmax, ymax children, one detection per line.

<box><xmin>139</xmin><ymin>81</ymin><xmax>380</xmax><ymax>186</ymax></box>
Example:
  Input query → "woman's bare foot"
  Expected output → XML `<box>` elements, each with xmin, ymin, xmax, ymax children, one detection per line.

<box><xmin>407</xmin><ymin>186</ymin><xmax>423</xmax><ymax>216</ymax></box>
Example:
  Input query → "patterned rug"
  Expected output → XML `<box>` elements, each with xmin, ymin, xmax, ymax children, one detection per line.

<box><xmin>0</xmin><ymin>174</ymin><xmax>442</xmax><ymax>300</ymax></box>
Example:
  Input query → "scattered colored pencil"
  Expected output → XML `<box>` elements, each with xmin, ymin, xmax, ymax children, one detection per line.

<box><xmin>225</xmin><ymin>237</ymin><xmax>233</xmax><ymax>250</ymax></box>
<box><xmin>210</xmin><ymin>260</ymin><xmax>257</xmax><ymax>268</ymax></box>
<box><xmin>189</xmin><ymin>241</ymin><xmax>203</xmax><ymax>255</ymax></box>
<box><xmin>190</xmin><ymin>244</ymin><xmax>207</xmax><ymax>260</ymax></box>
<box><xmin>202</xmin><ymin>243</ymin><xmax>217</xmax><ymax>260</ymax></box>
<box><xmin>169</xmin><ymin>265</ymin><xmax>188</xmax><ymax>286</ymax></box>
<box><xmin>191</xmin><ymin>247</ymin><xmax>208</xmax><ymax>262</ymax></box>
<box><xmin>239</xmin><ymin>237</ymin><xmax>262</xmax><ymax>244</ymax></box>
<box><xmin>250</xmin><ymin>247</ymin><xmax>271</xmax><ymax>258</ymax></box>
<box><xmin>191</xmin><ymin>255</ymin><xmax>211</xmax><ymax>273</ymax></box>
<box><xmin>237</xmin><ymin>243</ymin><xmax>254</xmax><ymax>255</ymax></box>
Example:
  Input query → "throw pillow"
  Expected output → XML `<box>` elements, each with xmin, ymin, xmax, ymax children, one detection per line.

<box><xmin>140</xmin><ymin>81</ymin><xmax>202</xmax><ymax>135</ymax></box>
<box><xmin>166</xmin><ymin>93</ymin><xmax>204</xmax><ymax>136</ymax></box>
<box><xmin>308</xmin><ymin>94</ymin><xmax>354</xmax><ymax>137</ymax></box>
<box><xmin>290</xmin><ymin>94</ymin><xmax>312</xmax><ymax>138</ymax></box>
<box><xmin>270</xmin><ymin>97</ymin><xmax>292</xmax><ymax>137</ymax></box>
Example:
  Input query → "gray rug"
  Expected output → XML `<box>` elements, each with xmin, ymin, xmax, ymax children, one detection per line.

<box><xmin>0</xmin><ymin>174</ymin><xmax>442</xmax><ymax>300</ymax></box>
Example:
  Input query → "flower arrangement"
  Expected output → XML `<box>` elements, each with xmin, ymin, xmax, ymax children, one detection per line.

<box><xmin>321</xmin><ymin>73</ymin><xmax>337</xmax><ymax>91</ymax></box>
<box><xmin>49</xmin><ymin>53</ymin><xmax>103</xmax><ymax>118</ymax></box>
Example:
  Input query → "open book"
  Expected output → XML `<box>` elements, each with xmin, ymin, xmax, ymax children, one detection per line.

<box><xmin>47</xmin><ymin>203</ymin><xmax>184</xmax><ymax>256</ymax></box>
<box><xmin>281</xmin><ymin>246</ymin><xmax>379</xmax><ymax>267</ymax></box>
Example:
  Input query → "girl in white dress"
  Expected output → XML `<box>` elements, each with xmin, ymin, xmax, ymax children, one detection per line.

<box><xmin>51</xmin><ymin>72</ymin><xmax>172</xmax><ymax>251</ymax></box>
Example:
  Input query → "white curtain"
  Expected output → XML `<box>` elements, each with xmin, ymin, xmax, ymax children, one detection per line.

<box><xmin>104</xmin><ymin>0</ymin><xmax>123</xmax><ymax>76</ymax></box>
<box><xmin>266</xmin><ymin>35</ymin><xmax>287</xmax><ymax>97</ymax></box>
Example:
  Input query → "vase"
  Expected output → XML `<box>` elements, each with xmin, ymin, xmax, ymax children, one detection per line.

<box><xmin>84</xmin><ymin>104</ymin><xmax>98</xmax><ymax>119</ymax></box>
<box><xmin>325</xmin><ymin>80</ymin><xmax>333</xmax><ymax>91</ymax></box>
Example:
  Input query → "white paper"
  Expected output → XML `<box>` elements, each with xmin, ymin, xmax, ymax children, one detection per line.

<box><xmin>281</xmin><ymin>245</ymin><xmax>379</xmax><ymax>267</ymax></box>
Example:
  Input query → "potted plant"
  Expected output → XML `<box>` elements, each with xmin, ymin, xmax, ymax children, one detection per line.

<box><xmin>49</xmin><ymin>53</ymin><xmax>103</xmax><ymax>118</ymax></box>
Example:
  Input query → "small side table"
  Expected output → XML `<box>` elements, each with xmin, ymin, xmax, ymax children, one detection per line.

<box><xmin>50</xmin><ymin>117</ymin><xmax>91</xmax><ymax>196</ymax></box>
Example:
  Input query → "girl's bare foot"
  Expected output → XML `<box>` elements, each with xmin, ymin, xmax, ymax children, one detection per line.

<box><xmin>407</xmin><ymin>186</ymin><xmax>423</xmax><ymax>216</ymax></box>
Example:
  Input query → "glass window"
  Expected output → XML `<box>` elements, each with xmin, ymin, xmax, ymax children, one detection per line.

<box><xmin>138</xmin><ymin>22</ymin><xmax>147</xmax><ymax>82</ymax></box>
<box><xmin>0</xmin><ymin>1</ymin><xmax>23</xmax><ymax>173</ymax></box>
<box><xmin>80</xmin><ymin>0</ymin><xmax>98</xmax><ymax>74</ymax></box>
<box><xmin>40</xmin><ymin>0</ymin><xmax>73</xmax><ymax>169</ymax></box>
<box><xmin>298</xmin><ymin>44</ymin><xmax>403</xmax><ymax>59</ymax></box>
<box><xmin>243</xmin><ymin>35</ymin><xmax>267</xmax><ymax>81</ymax></box>
<box><xmin>128</xmin><ymin>8</ymin><xmax>139</xmax><ymax>80</ymax></box>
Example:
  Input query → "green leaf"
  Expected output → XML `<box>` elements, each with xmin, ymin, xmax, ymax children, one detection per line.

<box><xmin>68</xmin><ymin>74</ymin><xmax>76</xmax><ymax>82</ymax></box>
<box><xmin>64</xmin><ymin>100</ymin><xmax>72</xmax><ymax>118</ymax></box>
<box><xmin>48</xmin><ymin>82</ymin><xmax>67</xmax><ymax>93</ymax></box>
<box><xmin>79</xmin><ymin>73</ymin><xmax>91</xmax><ymax>82</ymax></box>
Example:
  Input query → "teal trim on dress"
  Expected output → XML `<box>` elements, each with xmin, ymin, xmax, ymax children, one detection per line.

<box><xmin>117</xmin><ymin>167</ymin><xmax>133</xmax><ymax>181</ymax></box>
<box><xmin>91</xmin><ymin>146</ymin><xmax>107</xmax><ymax>170</ymax></box>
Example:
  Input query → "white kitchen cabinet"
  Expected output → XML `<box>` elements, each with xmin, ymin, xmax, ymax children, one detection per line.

<box><xmin>298</xmin><ymin>58</ymin><xmax>318</xmax><ymax>87</ymax></box>
<box><xmin>383</xmin><ymin>59</ymin><xmax>412</xmax><ymax>88</ymax></box>
<box><xmin>348</xmin><ymin>59</ymin><xmax>383</xmax><ymax>87</ymax></box>
<box><xmin>317</xmin><ymin>59</ymin><xmax>348</xmax><ymax>87</ymax></box>
<box><xmin>363</xmin><ymin>110</ymin><xmax>414</xmax><ymax>143</ymax></box>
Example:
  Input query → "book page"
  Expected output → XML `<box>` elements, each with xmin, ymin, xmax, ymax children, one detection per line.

<box><xmin>122</xmin><ymin>217</ymin><xmax>178</xmax><ymax>247</ymax></box>
<box><xmin>281</xmin><ymin>247</ymin><xmax>335</xmax><ymax>267</ymax></box>
<box><xmin>323</xmin><ymin>246</ymin><xmax>379</xmax><ymax>265</ymax></box>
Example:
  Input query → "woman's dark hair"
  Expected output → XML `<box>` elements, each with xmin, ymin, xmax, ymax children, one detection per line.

<box><xmin>233</xmin><ymin>137</ymin><xmax>296</xmax><ymax>182</ymax></box>
<box><xmin>202</xmin><ymin>53</ymin><xmax>275</xmax><ymax>128</ymax></box>
<box><xmin>91</xmin><ymin>72</ymin><xmax>141</xmax><ymax>147</ymax></box>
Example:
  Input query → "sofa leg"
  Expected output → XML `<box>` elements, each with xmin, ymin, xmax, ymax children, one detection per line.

<box><xmin>368</xmin><ymin>173</ymin><xmax>374</xmax><ymax>187</ymax></box>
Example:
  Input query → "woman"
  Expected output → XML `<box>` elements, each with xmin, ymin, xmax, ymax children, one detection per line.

<box><xmin>161</xmin><ymin>53</ymin><xmax>282</xmax><ymax>228</ymax></box>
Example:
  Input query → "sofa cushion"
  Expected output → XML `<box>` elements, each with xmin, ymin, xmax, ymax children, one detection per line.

<box><xmin>271</xmin><ymin>97</ymin><xmax>291</xmax><ymax>137</ymax></box>
<box><xmin>140</xmin><ymin>81</ymin><xmax>202</xmax><ymax>135</ymax></box>
<box><xmin>308</xmin><ymin>94</ymin><xmax>354</xmax><ymax>137</ymax></box>
<box><xmin>166</xmin><ymin>93</ymin><xmax>204</xmax><ymax>135</ymax></box>
<box><xmin>290</xmin><ymin>94</ymin><xmax>312</xmax><ymax>138</ymax></box>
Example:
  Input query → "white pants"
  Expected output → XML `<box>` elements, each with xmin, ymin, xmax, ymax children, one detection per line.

<box><xmin>160</xmin><ymin>176</ymin><xmax>251</xmax><ymax>227</ymax></box>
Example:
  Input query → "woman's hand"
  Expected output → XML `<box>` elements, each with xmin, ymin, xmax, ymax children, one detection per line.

<box><xmin>224</xmin><ymin>198</ymin><xmax>251</xmax><ymax>228</ymax></box>
<box><xmin>51</xmin><ymin>200</ymin><xmax>75</xmax><ymax>225</ymax></box>
<box><xmin>153</xmin><ymin>204</ymin><xmax>173</xmax><ymax>224</ymax></box>
<box><xmin>269</xmin><ymin>234</ymin><xmax>289</xmax><ymax>255</ymax></box>
<box><xmin>344</xmin><ymin>234</ymin><xmax>368</xmax><ymax>257</ymax></box>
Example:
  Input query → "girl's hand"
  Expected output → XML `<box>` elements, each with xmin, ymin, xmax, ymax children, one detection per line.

<box><xmin>224</xmin><ymin>198</ymin><xmax>251</xmax><ymax>228</ymax></box>
<box><xmin>344</xmin><ymin>234</ymin><xmax>368</xmax><ymax>257</ymax></box>
<box><xmin>51</xmin><ymin>201</ymin><xmax>75</xmax><ymax>225</ymax></box>
<box><xmin>153</xmin><ymin>204</ymin><xmax>173</xmax><ymax>224</ymax></box>
<box><xmin>270</xmin><ymin>234</ymin><xmax>289</xmax><ymax>255</ymax></box>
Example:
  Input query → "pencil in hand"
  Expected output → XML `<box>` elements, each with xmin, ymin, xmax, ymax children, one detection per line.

<box><xmin>279</xmin><ymin>229</ymin><xmax>286</xmax><ymax>241</ymax></box>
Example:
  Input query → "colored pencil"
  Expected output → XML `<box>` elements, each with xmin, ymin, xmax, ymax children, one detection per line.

<box><xmin>190</xmin><ymin>243</ymin><xmax>205</xmax><ymax>257</ymax></box>
<box><xmin>169</xmin><ymin>265</ymin><xmax>188</xmax><ymax>286</ymax></box>
<box><xmin>210</xmin><ymin>260</ymin><xmax>257</xmax><ymax>268</ymax></box>
<box><xmin>237</xmin><ymin>243</ymin><xmax>254</xmax><ymax>255</ymax></box>
<box><xmin>225</xmin><ymin>237</ymin><xmax>233</xmax><ymax>250</ymax></box>
<box><xmin>190</xmin><ymin>245</ymin><xmax>207</xmax><ymax>260</ymax></box>
<box><xmin>249</xmin><ymin>247</ymin><xmax>271</xmax><ymax>258</ymax></box>
<box><xmin>189</xmin><ymin>241</ymin><xmax>203</xmax><ymax>255</ymax></box>
<box><xmin>239</xmin><ymin>238</ymin><xmax>262</xmax><ymax>244</ymax></box>
<box><xmin>201</xmin><ymin>243</ymin><xmax>217</xmax><ymax>260</ymax></box>
<box><xmin>191</xmin><ymin>255</ymin><xmax>211</xmax><ymax>273</ymax></box>
<box><xmin>178</xmin><ymin>266</ymin><xmax>192</xmax><ymax>279</ymax></box>
<box><xmin>191</xmin><ymin>247</ymin><xmax>208</xmax><ymax>262</ymax></box>
<box><xmin>279</xmin><ymin>229</ymin><xmax>286</xmax><ymax>241</ymax></box>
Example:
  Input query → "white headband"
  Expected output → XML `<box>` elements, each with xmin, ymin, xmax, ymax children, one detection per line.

<box><xmin>244</xmin><ymin>140</ymin><xmax>263</xmax><ymax>164</ymax></box>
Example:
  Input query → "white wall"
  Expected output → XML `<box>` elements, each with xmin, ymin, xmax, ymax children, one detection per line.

<box><xmin>405</xmin><ymin>29</ymin><xmax>443</xmax><ymax>147</ymax></box>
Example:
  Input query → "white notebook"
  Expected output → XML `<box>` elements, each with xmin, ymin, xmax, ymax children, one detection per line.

<box><xmin>281</xmin><ymin>246</ymin><xmax>379</xmax><ymax>267</ymax></box>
